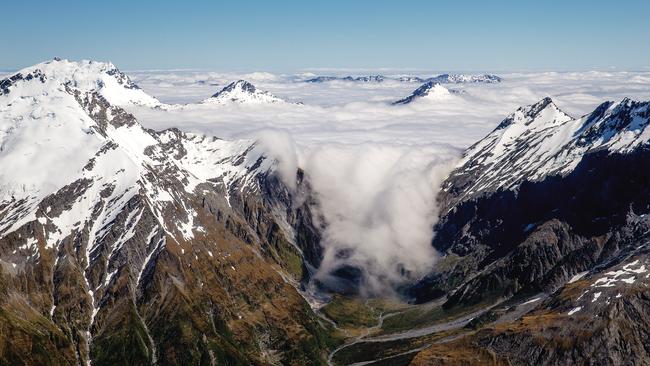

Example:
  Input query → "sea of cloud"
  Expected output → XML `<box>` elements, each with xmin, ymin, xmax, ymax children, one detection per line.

<box><xmin>125</xmin><ymin>69</ymin><xmax>650</xmax><ymax>295</ymax></box>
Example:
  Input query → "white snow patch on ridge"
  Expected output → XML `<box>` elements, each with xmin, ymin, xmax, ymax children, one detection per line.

<box><xmin>592</xmin><ymin>260</ymin><xmax>647</xmax><ymax>288</ymax></box>
<box><xmin>568</xmin><ymin>271</ymin><xmax>589</xmax><ymax>283</ymax></box>
<box><xmin>568</xmin><ymin>306</ymin><xmax>582</xmax><ymax>316</ymax></box>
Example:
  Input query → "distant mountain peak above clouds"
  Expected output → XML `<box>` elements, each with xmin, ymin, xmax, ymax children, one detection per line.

<box><xmin>304</xmin><ymin>75</ymin><xmax>385</xmax><ymax>83</ymax></box>
<box><xmin>202</xmin><ymin>79</ymin><xmax>288</xmax><ymax>105</ymax></box>
<box><xmin>427</xmin><ymin>73</ymin><xmax>502</xmax><ymax>84</ymax></box>
<box><xmin>302</xmin><ymin>73</ymin><xmax>501</xmax><ymax>84</ymax></box>
<box><xmin>392</xmin><ymin>81</ymin><xmax>461</xmax><ymax>105</ymax></box>
<box><xmin>212</xmin><ymin>79</ymin><xmax>257</xmax><ymax>95</ymax></box>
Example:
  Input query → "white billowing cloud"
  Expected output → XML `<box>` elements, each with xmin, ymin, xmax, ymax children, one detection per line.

<box><xmin>128</xmin><ymin>70</ymin><xmax>650</xmax><ymax>149</ymax></box>
<box><xmin>303</xmin><ymin>143</ymin><xmax>457</xmax><ymax>295</ymax></box>
<box><xmin>239</xmin><ymin>71</ymin><xmax>280</xmax><ymax>82</ymax></box>
<box><xmin>230</xmin><ymin>127</ymin><xmax>457</xmax><ymax>294</ymax></box>
<box><xmin>252</xmin><ymin>129</ymin><xmax>300</xmax><ymax>191</ymax></box>
<box><xmin>123</xmin><ymin>69</ymin><xmax>650</xmax><ymax>294</ymax></box>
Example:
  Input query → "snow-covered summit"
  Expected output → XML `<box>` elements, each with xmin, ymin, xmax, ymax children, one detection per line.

<box><xmin>201</xmin><ymin>80</ymin><xmax>286</xmax><ymax>104</ymax></box>
<box><xmin>392</xmin><ymin>81</ymin><xmax>458</xmax><ymax>105</ymax></box>
<box><xmin>0</xmin><ymin>58</ymin><xmax>161</xmax><ymax>108</ymax></box>
<box><xmin>445</xmin><ymin>97</ymin><xmax>650</xmax><ymax>203</ymax></box>
<box><xmin>0</xmin><ymin>60</ymin><xmax>278</xmax><ymax>240</ymax></box>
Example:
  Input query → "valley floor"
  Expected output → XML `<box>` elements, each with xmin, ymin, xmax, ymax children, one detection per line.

<box><xmin>320</xmin><ymin>295</ymin><xmax>500</xmax><ymax>366</ymax></box>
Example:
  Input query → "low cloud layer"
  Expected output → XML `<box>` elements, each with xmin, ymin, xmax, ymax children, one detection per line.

<box><xmin>125</xmin><ymin>70</ymin><xmax>650</xmax><ymax>294</ymax></box>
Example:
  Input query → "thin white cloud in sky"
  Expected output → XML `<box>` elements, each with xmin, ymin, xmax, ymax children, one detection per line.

<box><xmin>124</xmin><ymin>70</ymin><xmax>650</xmax><ymax>294</ymax></box>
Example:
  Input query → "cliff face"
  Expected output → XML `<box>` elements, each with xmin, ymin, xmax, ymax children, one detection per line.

<box><xmin>413</xmin><ymin>148</ymin><xmax>650</xmax><ymax>306</ymax></box>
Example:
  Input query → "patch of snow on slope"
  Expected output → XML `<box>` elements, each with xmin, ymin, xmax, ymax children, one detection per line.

<box><xmin>568</xmin><ymin>271</ymin><xmax>589</xmax><ymax>283</ymax></box>
<box><xmin>567</xmin><ymin>306</ymin><xmax>582</xmax><ymax>315</ymax></box>
<box><xmin>592</xmin><ymin>259</ymin><xmax>648</xmax><ymax>288</ymax></box>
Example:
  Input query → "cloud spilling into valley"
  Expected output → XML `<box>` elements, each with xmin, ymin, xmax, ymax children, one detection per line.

<box><xmin>302</xmin><ymin>143</ymin><xmax>456</xmax><ymax>295</ymax></box>
<box><xmin>124</xmin><ymin>69</ymin><xmax>650</xmax><ymax>295</ymax></box>
<box><xmin>247</xmin><ymin>129</ymin><xmax>458</xmax><ymax>294</ymax></box>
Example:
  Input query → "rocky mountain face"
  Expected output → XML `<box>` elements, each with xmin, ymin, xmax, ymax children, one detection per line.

<box><xmin>0</xmin><ymin>59</ymin><xmax>332</xmax><ymax>365</ymax></box>
<box><xmin>201</xmin><ymin>80</ymin><xmax>288</xmax><ymax>105</ymax></box>
<box><xmin>406</xmin><ymin>97</ymin><xmax>650</xmax><ymax>364</ymax></box>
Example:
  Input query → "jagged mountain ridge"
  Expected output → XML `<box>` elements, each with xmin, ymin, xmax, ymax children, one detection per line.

<box><xmin>0</xmin><ymin>59</ymin><xmax>330</xmax><ymax>365</ymax></box>
<box><xmin>442</xmin><ymin>97</ymin><xmax>650</xmax><ymax>209</ymax></box>
<box><xmin>303</xmin><ymin>75</ymin><xmax>385</xmax><ymax>83</ymax></box>
<box><xmin>303</xmin><ymin>73</ymin><xmax>501</xmax><ymax>84</ymax></box>
<box><xmin>405</xmin><ymin>97</ymin><xmax>650</xmax><ymax>365</ymax></box>
<box><xmin>427</xmin><ymin>73</ymin><xmax>502</xmax><ymax>84</ymax></box>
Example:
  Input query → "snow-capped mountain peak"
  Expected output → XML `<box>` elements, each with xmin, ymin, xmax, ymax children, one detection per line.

<box><xmin>492</xmin><ymin>97</ymin><xmax>571</xmax><ymax>132</ymax></box>
<box><xmin>212</xmin><ymin>79</ymin><xmax>257</xmax><ymax>95</ymax></box>
<box><xmin>393</xmin><ymin>81</ymin><xmax>457</xmax><ymax>105</ymax></box>
<box><xmin>444</xmin><ymin>97</ymin><xmax>650</xmax><ymax>206</ymax></box>
<box><xmin>0</xmin><ymin>60</ymin><xmax>278</xmax><ymax>239</ymax></box>
<box><xmin>0</xmin><ymin>58</ymin><xmax>161</xmax><ymax>108</ymax></box>
<box><xmin>201</xmin><ymin>79</ymin><xmax>286</xmax><ymax>104</ymax></box>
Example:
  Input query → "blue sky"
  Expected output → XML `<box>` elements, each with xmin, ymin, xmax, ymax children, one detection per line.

<box><xmin>2</xmin><ymin>0</ymin><xmax>649</xmax><ymax>72</ymax></box>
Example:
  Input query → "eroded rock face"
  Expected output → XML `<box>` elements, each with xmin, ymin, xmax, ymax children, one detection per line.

<box><xmin>411</xmin><ymin>97</ymin><xmax>650</xmax><ymax>302</ymax></box>
<box><xmin>414</xmin><ymin>149</ymin><xmax>650</xmax><ymax>306</ymax></box>
<box><xmin>406</xmin><ymin>98</ymin><xmax>650</xmax><ymax>365</ymax></box>
<box><xmin>0</xmin><ymin>60</ymin><xmax>330</xmax><ymax>365</ymax></box>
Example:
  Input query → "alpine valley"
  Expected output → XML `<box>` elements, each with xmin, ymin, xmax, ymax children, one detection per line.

<box><xmin>2</xmin><ymin>59</ymin><xmax>650</xmax><ymax>366</ymax></box>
